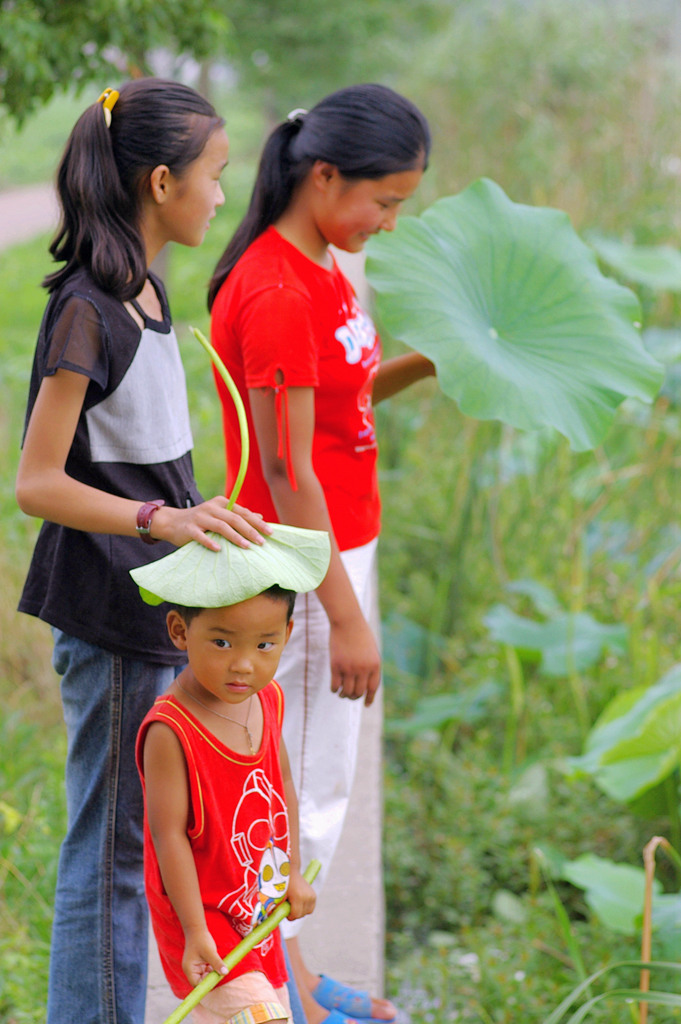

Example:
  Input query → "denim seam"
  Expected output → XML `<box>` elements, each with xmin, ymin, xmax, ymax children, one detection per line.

<box><xmin>101</xmin><ymin>653</ymin><xmax>124</xmax><ymax>1023</ymax></box>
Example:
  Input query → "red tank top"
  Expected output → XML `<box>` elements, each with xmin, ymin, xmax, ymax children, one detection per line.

<box><xmin>136</xmin><ymin>682</ymin><xmax>289</xmax><ymax>998</ymax></box>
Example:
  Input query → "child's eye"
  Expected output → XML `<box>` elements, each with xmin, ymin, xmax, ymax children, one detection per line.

<box><xmin>258</xmin><ymin>642</ymin><xmax>275</xmax><ymax>651</ymax></box>
<box><xmin>213</xmin><ymin>638</ymin><xmax>231</xmax><ymax>649</ymax></box>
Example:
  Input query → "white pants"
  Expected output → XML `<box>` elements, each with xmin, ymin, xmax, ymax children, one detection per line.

<box><xmin>278</xmin><ymin>539</ymin><xmax>379</xmax><ymax>940</ymax></box>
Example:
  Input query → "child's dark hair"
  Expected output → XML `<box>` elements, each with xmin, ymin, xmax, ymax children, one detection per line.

<box><xmin>45</xmin><ymin>78</ymin><xmax>224</xmax><ymax>302</ymax></box>
<box><xmin>207</xmin><ymin>83</ymin><xmax>430</xmax><ymax>309</ymax></box>
<box><xmin>175</xmin><ymin>585</ymin><xmax>296</xmax><ymax>626</ymax></box>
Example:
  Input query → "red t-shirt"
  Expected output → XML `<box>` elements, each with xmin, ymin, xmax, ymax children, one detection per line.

<box><xmin>136</xmin><ymin>683</ymin><xmax>289</xmax><ymax>998</ymax></box>
<box><xmin>210</xmin><ymin>227</ymin><xmax>382</xmax><ymax>551</ymax></box>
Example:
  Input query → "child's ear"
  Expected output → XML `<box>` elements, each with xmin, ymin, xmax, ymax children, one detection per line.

<box><xmin>149</xmin><ymin>164</ymin><xmax>171</xmax><ymax>204</ymax></box>
<box><xmin>284</xmin><ymin>618</ymin><xmax>294</xmax><ymax>645</ymax></box>
<box><xmin>166</xmin><ymin>610</ymin><xmax>189</xmax><ymax>651</ymax></box>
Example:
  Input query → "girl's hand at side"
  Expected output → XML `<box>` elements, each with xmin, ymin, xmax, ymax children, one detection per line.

<box><xmin>150</xmin><ymin>498</ymin><xmax>272</xmax><ymax>551</ymax></box>
<box><xmin>329</xmin><ymin>615</ymin><xmax>381</xmax><ymax>707</ymax></box>
<box><xmin>285</xmin><ymin>868</ymin><xmax>317</xmax><ymax>921</ymax></box>
<box><xmin>181</xmin><ymin>926</ymin><xmax>228</xmax><ymax>986</ymax></box>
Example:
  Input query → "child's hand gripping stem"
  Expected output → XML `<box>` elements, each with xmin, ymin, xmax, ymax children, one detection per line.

<box><xmin>161</xmin><ymin>859</ymin><xmax>321</xmax><ymax>1024</ymax></box>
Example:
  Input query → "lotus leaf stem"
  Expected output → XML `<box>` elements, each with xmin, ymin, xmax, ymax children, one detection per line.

<box><xmin>162</xmin><ymin>859</ymin><xmax>321</xmax><ymax>1024</ymax></box>
<box><xmin>190</xmin><ymin>326</ymin><xmax>249</xmax><ymax>509</ymax></box>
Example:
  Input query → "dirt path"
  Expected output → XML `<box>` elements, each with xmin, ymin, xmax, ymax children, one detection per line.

<box><xmin>0</xmin><ymin>182</ymin><xmax>58</xmax><ymax>249</ymax></box>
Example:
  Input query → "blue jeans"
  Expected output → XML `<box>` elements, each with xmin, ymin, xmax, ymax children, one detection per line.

<box><xmin>47</xmin><ymin>629</ymin><xmax>176</xmax><ymax>1024</ymax></box>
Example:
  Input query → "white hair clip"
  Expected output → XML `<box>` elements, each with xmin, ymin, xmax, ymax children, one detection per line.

<box><xmin>286</xmin><ymin>107</ymin><xmax>308</xmax><ymax>123</ymax></box>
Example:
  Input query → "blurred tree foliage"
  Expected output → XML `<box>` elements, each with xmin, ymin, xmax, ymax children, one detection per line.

<box><xmin>396</xmin><ymin>0</ymin><xmax>681</xmax><ymax>241</ymax></box>
<box><xmin>0</xmin><ymin>0</ymin><xmax>445</xmax><ymax>123</ymax></box>
<box><xmin>0</xmin><ymin>0</ymin><xmax>231</xmax><ymax>121</ymax></box>
<box><xmin>218</xmin><ymin>0</ymin><xmax>447</xmax><ymax>121</ymax></box>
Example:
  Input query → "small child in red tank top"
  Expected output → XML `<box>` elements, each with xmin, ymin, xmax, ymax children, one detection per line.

<box><xmin>133</xmin><ymin>525</ymin><xmax>330</xmax><ymax>1024</ymax></box>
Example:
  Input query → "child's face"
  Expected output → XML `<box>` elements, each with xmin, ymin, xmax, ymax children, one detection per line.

<box><xmin>167</xmin><ymin>595</ymin><xmax>292</xmax><ymax>706</ymax></box>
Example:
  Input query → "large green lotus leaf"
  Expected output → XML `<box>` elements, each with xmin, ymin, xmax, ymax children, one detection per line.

<box><xmin>563</xmin><ymin>854</ymin><xmax>681</xmax><ymax>955</ymax></box>
<box><xmin>382</xmin><ymin>610</ymin><xmax>446</xmax><ymax>676</ymax></box>
<box><xmin>386</xmin><ymin>680</ymin><xmax>500</xmax><ymax>735</ymax></box>
<box><xmin>588</xmin><ymin>234</ymin><xmax>681</xmax><ymax>292</ymax></box>
<box><xmin>594</xmin><ymin>752</ymin><xmax>677</xmax><ymax>804</ymax></box>
<box><xmin>650</xmin><ymin>894</ymin><xmax>681</xmax><ymax>960</ymax></box>
<box><xmin>504</xmin><ymin>579</ymin><xmax>564</xmax><ymax>618</ymax></box>
<box><xmin>569</xmin><ymin>665</ymin><xmax>681</xmax><ymax>799</ymax></box>
<box><xmin>365</xmin><ymin>178</ymin><xmax>663</xmax><ymax>451</ymax></box>
<box><xmin>592</xmin><ymin>692</ymin><xmax>681</xmax><ymax>802</ymax></box>
<box><xmin>643</xmin><ymin>327</ymin><xmax>681</xmax><ymax>364</ymax></box>
<box><xmin>483</xmin><ymin>604</ymin><xmax>628</xmax><ymax>676</ymax></box>
<box><xmin>581</xmin><ymin>664</ymin><xmax>681</xmax><ymax>758</ymax></box>
<box><xmin>130</xmin><ymin>523</ymin><xmax>330</xmax><ymax>607</ymax></box>
<box><xmin>600</xmin><ymin>692</ymin><xmax>681</xmax><ymax>765</ymax></box>
<box><xmin>561</xmin><ymin>853</ymin><xmax>661</xmax><ymax>935</ymax></box>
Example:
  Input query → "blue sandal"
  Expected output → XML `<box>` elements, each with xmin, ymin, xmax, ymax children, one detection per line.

<box><xmin>321</xmin><ymin>1012</ymin><xmax>390</xmax><ymax>1024</ymax></box>
<box><xmin>313</xmin><ymin>975</ymin><xmax>397</xmax><ymax>1023</ymax></box>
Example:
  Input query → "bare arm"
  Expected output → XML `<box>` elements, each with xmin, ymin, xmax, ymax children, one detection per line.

<box><xmin>249</xmin><ymin>385</ymin><xmax>381</xmax><ymax>705</ymax></box>
<box><xmin>279</xmin><ymin>737</ymin><xmax>316</xmax><ymax>921</ymax></box>
<box><xmin>16</xmin><ymin>368</ymin><xmax>269</xmax><ymax>551</ymax></box>
<box><xmin>143</xmin><ymin>722</ymin><xmax>228</xmax><ymax>985</ymax></box>
<box><xmin>372</xmin><ymin>352</ymin><xmax>435</xmax><ymax>404</ymax></box>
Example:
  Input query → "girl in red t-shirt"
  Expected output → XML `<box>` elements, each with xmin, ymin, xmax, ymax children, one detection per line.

<box><xmin>208</xmin><ymin>84</ymin><xmax>434</xmax><ymax>1024</ymax></box>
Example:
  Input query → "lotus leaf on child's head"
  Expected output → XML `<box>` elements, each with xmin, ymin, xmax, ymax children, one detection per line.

<box><xmin>130</xmin><ymin>523</ymin><xmax>330</xmax><ymax>607</ymax></box>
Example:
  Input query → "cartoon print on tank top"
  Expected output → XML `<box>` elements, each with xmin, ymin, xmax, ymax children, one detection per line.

<box><xmin>335</xmin><ymin>299</ymin><xmax>380</xmax><ymax>453</ymax></box>
<box><xmin>250</xmin><ymin>840</ymin><xmax>291</xmax><ymax>926</ymax></box>
<box><xmin>217</xmin><ymin>768</ymin><xmax>290</xmax><ymax>951</ymax></box>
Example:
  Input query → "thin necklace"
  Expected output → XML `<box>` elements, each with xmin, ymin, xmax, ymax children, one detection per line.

<box><xmin>176</xmin><ymin>679</ymin><xmax>255</xmax><ymax>755</ymax></box>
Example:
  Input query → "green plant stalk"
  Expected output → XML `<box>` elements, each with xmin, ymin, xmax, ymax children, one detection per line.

<box><xmin>441</xmin><ymin>719</ymin><xmax>460</xmax><ymax>751</ymax></box>
<box><xmin>534</xmin><ymin>851</ymin><xmax>589</xmax><ymax>992</ymax></box>
<box><xmin>162</xmin><ymin>860</ymin><xmax>321</xmax><ymax>1024</ymax></box>
<box><xmin>564</xmin><ymin>612</ymin><xmax>589</xmax><ymax>742</ymax></box>
<box><xmin>472</xmin><ymin>1000</ymin><xmax>496</xmax><ymax>1024</ymax></box>
<box><xmin>654</xmin><ymin>832</ymin><xmax>681</xmax><ymax>878</ymax></box>
<box><xmin>644</xmin><ymin>578</ymin><xmax>660</xmax><ymax>688</ymax></box>
<box><xmin>425</xmin><ymin>417</ymin><xmax>479</xmax><ymax>675</ymax></box>
<box><xmin>663</xmin><ymin>773</ymin><xmax>681</xmax><ymax>855</ymax></box>
<box><xmin>502</xmin><ymin>644</ymin><xmax>525</xmax><ymax>773</ymax></box>
<box><xmin>190</xmin><ymin>326</ymin><xmax>249</xmax><ymax>510</ymax></box>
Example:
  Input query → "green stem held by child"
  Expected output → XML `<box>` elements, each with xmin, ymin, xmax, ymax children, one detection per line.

<box><xmin>162</xmin><ymin>860</ymin><xmax>321</xmax><ymax>1024</ymax></box>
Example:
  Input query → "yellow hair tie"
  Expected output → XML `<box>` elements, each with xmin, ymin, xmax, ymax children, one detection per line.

<box><xmin>97</xmin><ymin>88</ymin><xmax>119</xmax><ymax>128</ymax></box>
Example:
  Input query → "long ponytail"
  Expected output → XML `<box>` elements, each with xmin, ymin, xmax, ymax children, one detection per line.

<box><xmin>208</xmin><ymin>83</ymin><xmax>430</xmax><ymax>310</ymax></box>
<box><xmin>45</xmin><ymin>78</ymin><xmax>224</xmax><ymax>301</ymax></box>
<box><xmin>207</xmin><ymin>118</ymin><xmax>310</xmax><ymax>309</ymax></box>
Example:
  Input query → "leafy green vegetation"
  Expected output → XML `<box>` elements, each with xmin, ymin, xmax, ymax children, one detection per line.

<box><xmin>366</xmin><ymin>178</ymin><xmax>663</xmax><ymax>450</ymax></box>
<box><xmin>2</xmin><ymin>2</ymin><xmax>681</xmax><ymax>1020</ymax></box>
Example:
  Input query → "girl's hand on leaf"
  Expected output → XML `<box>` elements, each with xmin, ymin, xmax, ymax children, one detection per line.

<box><xmin>329</xmin><ymin>616</ymin><xmax>381</xmax><ymax>707</ymax></box>
<box><xmin>150</xmin><ymin>498</ymin><xmax>271</xmax><ymax>550</ymax></box>
<box><xmin>181</xmin><ymin>927</ymin><xmax>228</xmax><ymax>986</ymax></box>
